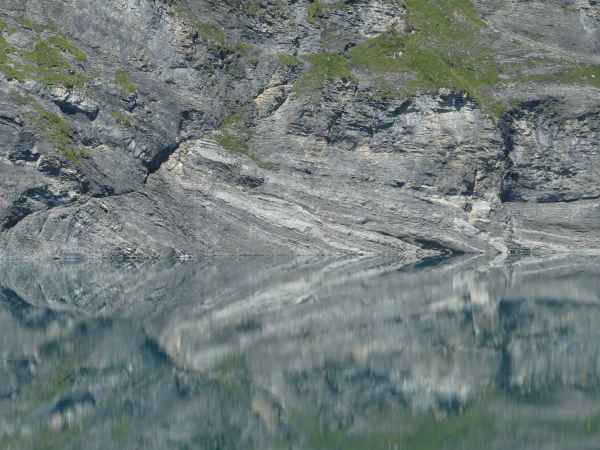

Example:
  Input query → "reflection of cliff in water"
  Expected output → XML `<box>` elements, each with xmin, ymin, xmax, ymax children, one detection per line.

<box><xmin>2</xmin><ymin>256</ymin><xmax>600</xmax><ymax>449</ymax></box>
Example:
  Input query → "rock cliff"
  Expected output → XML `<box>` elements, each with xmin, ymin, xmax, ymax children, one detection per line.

<box><xmin>1</xmin><ymin>0</ymin><xmax>600</xmax><ymax>258</ymax></box>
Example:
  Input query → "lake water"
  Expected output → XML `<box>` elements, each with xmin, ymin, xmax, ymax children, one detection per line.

<box><xmin>2</xmin><ymin>255</ymin><xmax>600</xmax><ymax>450</ymax></box>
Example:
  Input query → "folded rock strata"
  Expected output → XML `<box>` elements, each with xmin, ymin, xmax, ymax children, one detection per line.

<box><xmin>0</xmin><ymin>0</ymin><xmax>599</xmax><ymax>258</ymax></box>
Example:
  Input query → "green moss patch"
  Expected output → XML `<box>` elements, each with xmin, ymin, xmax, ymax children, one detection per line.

<box><xmin>111</xmin><ymin>110</ymin><xmax>134</xmax><ymax>127</ymax></box>
<box><xmin>22</xmin><ymin>39</ymin><xmax>88</xmax><ymax>88</ymax></box>
<box><xmin>15</xmin><ymin>16</ymin><xmax>50</xmax><ymax>33</ymax></box>
<box><xmin>0</xmin><ymin>35</ymin><xmax>23</xmax><ymax>81</ymax></box>
<box><xmin>289</xmin><ymin>403</ymin><xmax>495</xmax><ymax>450</ymax></box>
<box><xmin>277</xmin><ymin>53</ymin><xmax>302</xmax><ymax>67</ymax></box>
<box><xmin>215</xmin><ymin>111</ymin><xmax>273</xmax><ymax>168</ymax></box>
<box><xmin>0</xmin><ymin>24</ymin><xmax>23</xmax><ymax>81</ymax></box>
<box><xmin>0</xmin><ymin>24</ymin><xmax>88</xmax><ymax>88</ymax></box>
<box><xmin>295</xmin><ymin>1</ymin><xmax>505</xmax><ymax>116</ymax></box>
<box><xmin>0</xmin><ymin>425</ymin><xmax>83</xmax><ymax>450</ymax></box>
<box><xmin>346</xmin><ymin>0</ymin><xmax>599</xmax><ymax>117</ymax></box>
<box><xmin>170</xmin><ymin>0</ymin><xmax>260</xmax><ymax>61</ymax></box>
<box><xmin>20</xmin><ymin>40</ymin><xmax>87</xmax><ymax>88</ymax></box>
<box><xmin>115</xmin><ymin>69</ymin><xmax>136</xmax><ymax>95</ymax></box>
<box><xmin>197</xmin><ymin>21</ymin><xmax>226</xmax><ymax>46</ymax></box>
<box><xmin>47</xmin><ymin>35</ymin><xmax>87</xmax><ymax>63</ymax></box>
<box><xmin>402</xmin><ymin>0</ymin><xmax>497</xmax><ymax>86</ymax></box>
<box><xmin>10</xmin><ymin>91</ymin><xmax>35</xmax><ymax>105</ymax></box>
<box><xmin>349</xmin><ymin>32</ymin><xmax>405</xmax><ymax>74</ymax></box>
<box><xmin>215</xmin><ymin>111</ymin><xmax>252</xmax><ymax>155</ymax></box>
<box><xmin>294</xmin><ymin>52</ymin><xmax>354</xmax><ymax>97</ymax></box>
<box><xmin>523</xmin><ymin>64</ymin><xmax>600</xmax><ymax>89</ymax></box>
<box><xmin>170</xmin><ymin>1</ymin><xmax>226</xmax><ymax>47</ymax></box>
<box><xmin>24</xmin><ymin>39</ymin><xmax>70</xmax><ymax>70</ymax></box>
<box><xmin>1</xmin><ymin>16</ymin><xmax>87</xmax><ymax>86</ymax></box>
<box><xmin>346</xmin><ymin>0</ymin><xmax>502</xmax><ymax>117</ymax></box>
<box><xmin>28</xmin><ymin>101</ymin><xmax>88</xmax><ymax>161</ymax></box>
<box><xmin>216</xmin><ymin>130</ymin><xmax>248</xmax><ymax>153</ymax></box>
<box><xmin>243</xmin><ymin>1</ymin><xmax>266</xmax><ymax>17</ymax></box>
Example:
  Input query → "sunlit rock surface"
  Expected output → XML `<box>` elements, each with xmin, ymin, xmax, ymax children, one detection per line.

<box><xmin>0</xmin><ymin>0</ymin><xmax>599</xmax><ymax>258</ymax></box>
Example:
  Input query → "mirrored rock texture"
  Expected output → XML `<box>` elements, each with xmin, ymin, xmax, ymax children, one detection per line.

<box><xmin>2</xmin><ymin>256</ymin><xmax>600</xmax><ymax>449</ymax></box>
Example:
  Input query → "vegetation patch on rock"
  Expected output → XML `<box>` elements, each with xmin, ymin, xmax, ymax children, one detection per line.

<box><xmin>23</xmin><ymin>39</ymin><xmax>88</xmax><ymax>88</ymax></box>
<box><xmin>110</xmin><ymin>110</ymin><xmax>134</xmax><ymax>128</ymax></box>
<box><xmin>277</xmin><ymin>53</ymin><xmax>302</xmax><ymax>68</ymax></box>
<box><xmin>14</xmin><ymin>96</ymin><xmax>90</xmax><ymax>161</ymax></box>
<box><xmin>215</xmin><ymin>110</ymin><xmax>273</xmax><ymax>169</ymax></box>
<box><xmin>348</xmin><ymin>0</ymin><xmax>501</xmax><ymax>117</ymax></box>
<box><xmin>0</xmin><ymin>20</ymin><xmax>88</xmax><ymax>88</ymax></box>
<box><xmin>47</xmin><ymin>35</ymin><xmax>88</xmax><ymax>63</ymax></box>
<box><xmin>287</xmin><ymin>400</ymin><xmax>495</xmax><ymax>450</ymax></box>
<box><xmin>115</xmin><ymin>69</ymin><xmax>136</xmax><ymax>96</ymax></box>
<box><xmin>294</xmin><ymin>52</ymin><xmax>354</xmax><ymax>98</ymax></box>
<box><xmin>295</xmin><ymin>0</ymin><xmax>600</xmax><ymax>120</ymax></box>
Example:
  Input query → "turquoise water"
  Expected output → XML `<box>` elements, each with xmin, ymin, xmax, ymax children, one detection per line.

<box><xmin>2</xmin><ymin>255</ymin><xmax>600</xmax><ymax>450</ymax></box>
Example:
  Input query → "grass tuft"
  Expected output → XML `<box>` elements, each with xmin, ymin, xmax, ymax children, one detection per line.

<box><xmin>278</xmin><ymin>53</ymin><xmax>302</xmax><ymax>67</ymax></box>
<box><xmin>23</xmin><ymin>40</ymin><xmax>88</xmax><ymax>88</ymax></box>
<box><xmin>0</xmin><ymin>35</ymin><xmax>24</xmax><ymax>81</ymax></box>
<box><xmin>28</xmin><ymin>101</ymin><xmax>88</xmax><ymax>161</ymax></box>
<box><xmin>523</xmin><ymin>64</ymin><xmax>600</xmax><ymax>89</ymax></box>
<box><xmin>294</xmin><ymin>52</ymin><xmax>354</xmax><ymax>97</ymax></box>
<box><xmin>115</xmin><ymin>69</ymin><xmax>136</xmax><ymax>95</ymax></box>
<box><xmin>15</xmin><ymin>16</ymin><xmax>49</xmax><ymax>33</ymax></box>
<box><xmin>197</xmin><ymin>22</ymin><xmax>226</xmax><ymax>46</ymax></box>
<box><xmin>24</xmin><ymin>40</ymin><xmax>71</xmax><ymax>71</ymax></box>
<box><xmin>215</xmin><ymin>111</ymin><xmax>274</xmax><ymax>168</ymax></box>
<box><xmin>110</xmin><ymin>110</ymin><xmax>134</xmax><ymax>128</ymax></box>
<box><xmin>307</xmin><ymin>1</ymin><xmax>347</xmax><ymax>25</ymax></box>
<box><xmin>0</xmin><ymin>33</ymin><xmax>88</xmax><ymax>87</ymax></box>
<box><xmin>289</xmin><ymin>402</ymin><xmax>495</xmax><ymax>450</ymax></box>
<box><xmin>0</xmin><ymin>425</ymin><xmax>83</xmax><ymax>450</ymax></box>
<box><xmin>47</xmin><ymin>35</ymin><xmax>87</xmax><ymax>63</ymax></box>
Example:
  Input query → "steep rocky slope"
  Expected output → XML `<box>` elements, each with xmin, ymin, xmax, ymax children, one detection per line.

<box><xmin>1</xmin><ymin>0</ymin><xmax>600</xmax><ymax>258</ymax></box>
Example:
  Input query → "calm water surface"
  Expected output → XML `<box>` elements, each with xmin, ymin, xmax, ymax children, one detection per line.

<box><xmin>2</xmin><ymin>255</ymin><xmax>600</xmax><ymax>450</ymax></box>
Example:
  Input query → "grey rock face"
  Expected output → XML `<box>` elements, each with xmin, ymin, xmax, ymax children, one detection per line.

<box><xmin>48</xmin><ymin>87</ymin><xmax>99</xmax><ymax>120</ymax></box>
<box><xmin>0</xmin><ymin>0</ymin><xmax>599</xmax><ymax>258</ymax></box>
<box><xmin>501</xmin><ymin>97</ymin><xmax>600</xmax><ymax>203</ymax></box>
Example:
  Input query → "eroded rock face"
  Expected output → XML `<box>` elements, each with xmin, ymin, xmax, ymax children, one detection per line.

<box><xmin>501</xmin><ymin>98</ymin><xmax>600</xmax><ymax>203</ymax></box>
<box><xmin>0</xmin><ymin>0</ymin><xmax>599</xmax><ymax>258</ymax></box>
